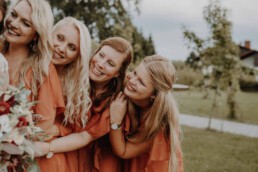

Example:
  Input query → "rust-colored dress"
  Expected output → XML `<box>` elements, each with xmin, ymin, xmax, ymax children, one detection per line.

<box><xmin>124</xmin><ymin>128</ymin><xmax>184</xmax><ymax>172</ymax></box>
<box><xmin>62</xmin><ymin>114</ymin><xmax>95</xmax><ymax>172</ymax></box>
<box><xmin>24</xmin><ymin>64</ymin><xmax>66</xmax><ymax>172</ymax></box>
<box><xmin>86</xmin><ymin>100</ymin><xmax>124</xmax><ymax>172</ymax></box>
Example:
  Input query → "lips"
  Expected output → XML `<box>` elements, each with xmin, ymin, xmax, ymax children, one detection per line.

<box><xmin>92</xmin><ymin>66</ymin><xmax>103</xmax><ymax>76</ymax></box>
<box><xmin>126</xmin><ymin>82</ymin><xmax>135</xmax><ymax>92</ymax></box>
<box><xmin>54</xmin><ymin>51</ymin><xmax>64</xmax><ymax>59</ymax></box>
<box><xmin>7</xmin><ymin>27</ymin><xmax>20</xmax><ymax>36</ymax></box>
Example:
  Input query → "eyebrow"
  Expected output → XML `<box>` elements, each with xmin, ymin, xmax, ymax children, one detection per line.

<box><xmin>13</xmin><ymin>9</ymin><xmax>33</xmax><ymax>25</ymax></box>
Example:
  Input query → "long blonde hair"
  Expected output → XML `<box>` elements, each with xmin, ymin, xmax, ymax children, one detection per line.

<box><xmin>53</xmin><ymin>17</ymin><xmax>92</xmax><ymax>127</ymax></box>
<box><xmin>128</xmin><ymin>55</ymin><xmax>181</xmax><ymax>172</ymax></box>
<box><xmin>3</xmin><ymin>0</ymin><xmax>54</xmax><ymax>101</ymax></box>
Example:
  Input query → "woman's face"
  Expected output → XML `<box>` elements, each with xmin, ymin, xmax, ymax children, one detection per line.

<box><xmin>52</xmin><ymin>23</ymin><xmax>80</xmax><ymax>66</ymax></box>
<box><xmin>89</xmin><ymin>45</ymin><xmax>125</xmax><ymax>85</ymax></box>
<box><xmin>4</xmin><ymin>0</ymin><xmax>37</xmax><ymax>45</ymax></box>
<box><xmin>124</xmin><ymin>62</ymin><xmax>155</xmax><ymax>105</ymax></box>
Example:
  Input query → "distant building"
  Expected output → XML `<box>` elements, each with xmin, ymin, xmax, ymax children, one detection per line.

<box><xmin>239</xmin><ymin>40</ymin><xmax>258</xmax><ymax>81</ymax></box>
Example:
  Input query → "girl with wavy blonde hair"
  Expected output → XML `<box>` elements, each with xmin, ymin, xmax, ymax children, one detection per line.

<box><xmin>2</xmin><ymin>0</ymin><xmax>54</xmax><ymax>100</ymax></box>
<box><xmin>35</xmin><ymin>37</ymin><xmax>133</xmax><ymax>172</ymax></box>
<box><xmin>110</xmin><ymin>55</ymin><xmax>184</xmax><ymax>172</ymax></box>
<box><xmin>52</xmin><ymin>17</ymin><xmax>92</xmax><ymax>128</ymax></box>
<box><xmin>1</xmin><ymin>0</ymin><xmax>66</xmax><ymax>171</ymax></box>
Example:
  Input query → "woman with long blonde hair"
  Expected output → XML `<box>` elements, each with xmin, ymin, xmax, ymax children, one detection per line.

<box><xmin>35</xmin><ymin>37</ymin><xmax>133</xmax><ymax>172</ymax></box>
<box><xmin>109</xmin><ymin>55</ymin><xmax>184</xmax><ymax>172</ymax></box>
<box><xmin>49</xmin><ymin>16</ymin><xmax>92</xmax><ymax>172</ymax></box>
<box><xmin>1</xmin><ymin>0</ymin><xmax>66</xmax><ymax>171</ymax></box>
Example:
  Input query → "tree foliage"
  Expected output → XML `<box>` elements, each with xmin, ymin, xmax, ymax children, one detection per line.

<box><xmin>182</xmin><ymin>0</ymin><xmax>241</xmax><ymax>120</ymax></box>
<box><xmin>48</xmin><ymin>0</ymin><xmax>155</xmax><ymax>62</ymax></box>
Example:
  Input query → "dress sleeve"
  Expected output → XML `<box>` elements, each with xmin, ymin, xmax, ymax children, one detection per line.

<box><xmin>86</xmin><ymin>108</ymin><xmax>110</xmax><ymax>139</ymax></box>
<box><xmin>34</xmin><ymin>63</ymin><xmax>65</xmax><ymax>133</ymax></box>
<box><xmin>54</xmin><ymin>113</ymin><xmax>73</xmax><ymax>137</ymax></box>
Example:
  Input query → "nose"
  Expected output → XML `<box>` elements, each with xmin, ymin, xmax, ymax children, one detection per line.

<box><xmin>126</xmin><ymin>72</ymin><xmax>133</xmax><ymax>79</ymax></box>
<box><xmin>57</xmin><ymin>43</ymin><xmax>66</xmax><ymax>54</ymax></box>
<box><xmin>129</xmin><ymin>76</ymin><xmax>137</xmax><ymax>85</ymax></box>
<box><xmin>9</xmin><ymin>19</ymin><xmax>19</xmax><ymax>29</ymax></box>
<box><xmin>96</xmin><ymin>58</ymin><xmax>105</xmax><ymax>69</ymax></box>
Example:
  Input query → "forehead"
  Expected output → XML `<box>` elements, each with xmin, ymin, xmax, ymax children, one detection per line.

<box><xmin>100</xmin><ymin>45</ymin><xmax>126</xmax><ymax>64</ymax></box>
<box><xmin>13</xmin><ymin>0</ymin><xmax>32</xmax><ymax>19</ymax></box>
<box><xmin>135</xmin><ymin>63</ymin><xmax>152</xmax><ymax>82</ymax></box>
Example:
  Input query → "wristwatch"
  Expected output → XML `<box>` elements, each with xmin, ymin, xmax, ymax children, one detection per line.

<box><xmin>46</xmin><ymin>142</ymin><xmax>54</xmax><ymax>159</ymax></box>
<box><xmin>110</xmin><ymin>123</ymin><xmax>121</xmax><ymax>130</ymax></box>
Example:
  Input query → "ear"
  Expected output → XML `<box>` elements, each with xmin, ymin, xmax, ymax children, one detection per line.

<box><xmin>150</xmin><ymin>95</ymin><xmax>156</xmax><ymax>100</ymax></box>
<box><xmin>33</xmin><ymin>33</ymin><xmax>39</xmax><ymax>42</ymax></box>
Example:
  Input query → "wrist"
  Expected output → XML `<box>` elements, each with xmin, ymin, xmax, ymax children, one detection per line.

<box><xmin>46</xmin><ymin>142</ymin><xmax>54</xmax><ymax>158</ymax></box>
<box><xmin>110</xmin><ymin>122</ymin><xmax>122</xmax><ymax>130</ymax></box>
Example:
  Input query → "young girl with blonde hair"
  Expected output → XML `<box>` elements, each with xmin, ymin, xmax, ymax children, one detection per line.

<box><xmin>110</xmin><ymin>55</ymin><xmax>184</xmax><ymax>172</ymax></box>
<box><xmin>1</xmin><ymin>0</ymin><xmax>65</xmax><ymax>171</ymax></box>
<box><xmin>35</xmin><ymin>37</ymin><xmax>133</xmax><ymax>172</ymax></box>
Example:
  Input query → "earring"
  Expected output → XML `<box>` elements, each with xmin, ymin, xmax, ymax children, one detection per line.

<box><xmin>32</xmin><ymin>43</ymin><xmax>37</xmax><ymax>52</ymax></box>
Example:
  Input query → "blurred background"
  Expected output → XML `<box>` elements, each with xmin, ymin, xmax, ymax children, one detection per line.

<box><xmin>9</xmin><ymin>0</ymin><xmax>258</xmax><ymax>171</ymax></box>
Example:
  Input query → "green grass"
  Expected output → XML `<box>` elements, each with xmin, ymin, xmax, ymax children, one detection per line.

<box><xmin>174</xmin><ymin>89</ymin><xmax>258</xmax><ymax>125</ymax></box>
<box><xmin>182</xmin><ymin>126</ymin><xmax>258</xmax><ymax>172</ymax></box>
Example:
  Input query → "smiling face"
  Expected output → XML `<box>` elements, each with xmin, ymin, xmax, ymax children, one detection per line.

<box><xmin>52</xmin><ymin>22</ymin><xmax>80</xmax><ymax>66</ymax></box>
<box><xmin>124</xmin><ymin>62</ymin><xmax>155</xmax><ymax>106</ymax></box>
<box><xmin>4</xmin><ymin>0</ymin><xmax>37</xmax><ymax>45</ymax></box>
<box><xmin>89</xmin><ymin>45</ymin><xmax>126</xmax><ymax>86</ymax></box>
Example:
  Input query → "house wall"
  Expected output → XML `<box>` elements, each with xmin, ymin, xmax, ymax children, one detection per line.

<box><xmin>241</xmin><ymin>56</ymin><xmax>255</xmax><ymax>68</ymax></box>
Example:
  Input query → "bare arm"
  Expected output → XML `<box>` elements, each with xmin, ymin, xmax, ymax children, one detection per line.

<box><xmin>34</xmin><ymin>131</ymin><xmax>95</xmax><ymax>157</ymax></box>
<box><xmin>109</xmin><ymin>129</ymin><xmax>152</xmax><ymax>159</ymax></box>
<box><xmin>109</xmin><ymin>92</ymin><xmax>152</xmax><ymax>159</ymax></box>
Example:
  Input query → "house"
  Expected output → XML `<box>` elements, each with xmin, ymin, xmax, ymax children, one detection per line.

<box><xmin>239</xmin><ymin>40</ymin><xmax>258</xmax><ymax>70</ymax></box>
<box><xmin>239</xmin><ymin>40</ymin><xmax>258</xmax><ymax>81</ymax></box>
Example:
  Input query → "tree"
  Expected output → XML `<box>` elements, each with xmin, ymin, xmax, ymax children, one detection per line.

<box><xmin>48</xmin><ymin>0</ymin><xmax>155</xmax><ymax>62</ymax></box>
<box><xmin>182</xmin><ymin>0</ymin><xmax>241</xmax><ymax>124</ymax></box>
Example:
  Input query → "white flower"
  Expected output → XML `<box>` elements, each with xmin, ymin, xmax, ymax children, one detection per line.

<box><xmin>0</xmin><ymin>115</ymin><xmax>12</xmax><ymax>138</ymax></box>
<box><xmin>4</xmin><ymin>128</ymin><xmax>25</xmax><ymax>145</ymax></box>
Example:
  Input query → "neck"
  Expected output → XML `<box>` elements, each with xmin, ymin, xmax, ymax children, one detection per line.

<box><xmin>139</xmin><ymin>106</ymin><xmax>151</xmax><ymax>119</ymax></box>
<box><xmin>4</xmin><ymin>44</ymin><xmax>29</xmax><ymax>62</ymax></box>
<box><xmin>92</xmin><ymin>82</ymin><xmax>107</xmax><ymax>96</ymax></box>
<box><xmin>55</xmin><ymin>65</ymin><xmax>65</xmax><ymax>78</ymax></box>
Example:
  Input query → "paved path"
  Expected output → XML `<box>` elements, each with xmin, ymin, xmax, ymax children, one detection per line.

<box><xmin>180</xmin><ymin>114</ymin><xmax>258</xmax><ymax>138</ymax></box>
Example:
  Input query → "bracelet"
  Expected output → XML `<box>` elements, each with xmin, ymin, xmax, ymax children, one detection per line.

<box><xmin>46</xmin><ymin>142</ymin><xmax>54</xmax><ymax>159</ymax></box>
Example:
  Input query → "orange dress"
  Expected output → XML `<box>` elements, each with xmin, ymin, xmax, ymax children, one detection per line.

<box><xmin>63</xmin><ymin>113</ymin><xmax>95</xmax><ymax>172</ymax></box>
<box><xmin>25</xmin><ymin>63</ymin><xmax>66</xmax><ymax>172</ymax></box>
<box><xmin>124</xmin><ymin>128</ymin><xmax>184</xmax><ymax>172</ymax></box>
<box><xmin>86</xmin><ymin>100</ymin><xmax>124</xmax><ymax>172</ymax></box>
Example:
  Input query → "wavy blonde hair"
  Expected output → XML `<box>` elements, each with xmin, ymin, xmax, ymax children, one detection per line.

<box><xmin>3</xmin><ymin>0</ymin><xmax>54</xmax><ymax>101</ymax></box>
<box><xmin>128</xmin><ymin>55</ymin><xmax>182</xmax><ymax>172</ymax></box>
<box><xmin>53</xmin><ymin>17</ymin><xmax>92</xmax><ymax>127</ymax></box>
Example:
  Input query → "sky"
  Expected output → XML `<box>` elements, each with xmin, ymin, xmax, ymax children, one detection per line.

<box><xmin>130</xmin><ymin>0</ymin><xmax>258</xmax><ymax>61</ymax></box>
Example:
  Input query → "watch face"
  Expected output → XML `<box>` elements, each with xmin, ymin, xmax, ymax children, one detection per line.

<box><xmin>111</xmin><ymin>123</ymin><xmax>121</xmax><ymax>130</ymax></box>
<box><xmin>111</xmin><ymin>123</ymin><xmax>119</xmax><ymax>129</ymax></box>
<box><xmin>46</xmin><ymin>151</ymin><xmax>54</xmax><ymax>159</ymax></box>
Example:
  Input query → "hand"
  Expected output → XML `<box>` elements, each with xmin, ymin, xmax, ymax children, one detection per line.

<box><xmin>1</xmin><ymin>143</ymin><xmax>24</xmax><ymax>155</ymax></box>
<box><xmin>110</xmin><ymin>92</ymin><xmax>127</xmax><ymax>124</ymax></box>
<box><xmin>33</xmin><ymin>141</ymin><xmax>49</xmax><ymax>157</ymax></box>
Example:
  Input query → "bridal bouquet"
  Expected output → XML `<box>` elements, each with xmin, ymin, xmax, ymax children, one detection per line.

<box><xmin>0</xmin><ymin>85</ymin><xmax>42</xmax><ymax>172</ymax></box>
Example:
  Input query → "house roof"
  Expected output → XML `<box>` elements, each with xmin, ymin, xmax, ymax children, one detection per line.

<box><xmin>239</xmin><ymin>45</ymin><xmax>258</xmax><ymax>60</ymax></box>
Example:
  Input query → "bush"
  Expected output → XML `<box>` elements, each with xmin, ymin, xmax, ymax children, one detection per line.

<box><xmin>173</xmin><ymin>61</ymin><xmax>203</xmax><ymax>86</ymax></box>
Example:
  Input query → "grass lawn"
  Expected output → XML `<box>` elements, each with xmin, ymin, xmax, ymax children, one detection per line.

<box><xmin>174</xmin><ymin>89</ymin><xmax>258</xmax><ymax>125</ymax></box>
<box><xmin>182</xmin><ymin>126</ymin><xmax>258</xmax><ymax>172</ymax></box>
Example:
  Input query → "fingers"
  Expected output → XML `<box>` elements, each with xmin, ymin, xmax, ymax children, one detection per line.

<box><xmin>116</xmin><ymin>91</ymin><xmax>127</xmax><ymax>102</ymax></box>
